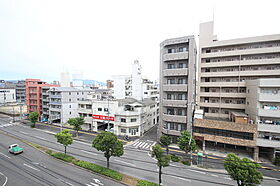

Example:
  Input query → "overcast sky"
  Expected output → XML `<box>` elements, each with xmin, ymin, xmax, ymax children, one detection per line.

<box><xmin>1</xmin><ymin>0</ymin><xmax>280</xmax><ymax>83</ymax></box>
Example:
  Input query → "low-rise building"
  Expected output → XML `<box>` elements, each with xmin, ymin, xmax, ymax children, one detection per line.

<box><xmin>0</xmin><ymin>88</ymin><xmax>16</xmax><ymax>104</ymax></box>
<box><xmin>78</xmin><ymin>97</ymin><xmax>158</xmax><ymax>137</ymax></box>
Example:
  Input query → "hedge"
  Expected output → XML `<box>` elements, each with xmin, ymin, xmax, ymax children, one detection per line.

<box><xmin>50</xmin><ymin>152</ymin><xmax>75</xmax><ymax>163</ymax></box>
<box><xmin>171</xmin><ymin>154</ymin><xmax>181</xmax><ymax>162</ymax></box>
<box><xmin>137</xmin><ymin>180</ymin><xmax>159</xmax><ymax>186</ymax></box>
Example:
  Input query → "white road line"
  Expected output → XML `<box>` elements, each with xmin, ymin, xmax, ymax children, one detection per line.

<box><xmin>168</xmin><ymin>175</ymin><xmax>191</xmax><ymax>182</ymax></box>
<box><xmin>170</xmin><ymin>164</ymin><xmax>181</xmax><ymax>168</ymax></box>
<box><xmin>142</xmin><ymin>143</ymin><xmax>149</xmax><ymax>149</ymax></box>
<box><xmin>0</xmin><ymin>171</ymin><xmax>8</xmax><ymax>186</ymax></box>
<box><xmin>80</xmin><ymin>150</ymin><xmax>97</xmax><ymax>156</ymax></box>
<box><xmin>19</xmin><ymin>131</ymin><xmax>28</xmax><ymax>135</ymax></box>
<box><xmin>224</xmin><ymin>177</ymin><xmax>231</xmax><ymax>180</ymax></box>
<box><xmin>145</xmin><ymin>144</ymin><xmax>151</xmax><ymax>149</ymax></box>
<box><xmin>188</xmin><ymin>169</ymin><xmax>206</xmax><ymax>174</ymax></box>
<box><xmin>114</xmin><ymin>159</ymin><xmax>136</xmax><ymax>167</ymax></box>
<box><xmin>23</xmin><ymin>163</ymin><xmax>40</xmax><ymax>171</ymax></box>
<box><xmin>211</xmin><ymin>174</ymin><xmax>218</xmax><ymax>177</ymax></box>
<box><xmin>138</xmin><ymin>142</ymin><xmax>146</xmax><ymax>148</ymax></box>
<box><xmin>132</xmin><ymin>141</ymin><xmax>141</xmax><ymax>146</ymax></box>
<box><xmin>0</xmin><ymin>152</ymin><xmax>11</xmax><ymax>159</ymax></box>
<box><xmin>89</xmin><ymin>183</ymin><xmax>99</xmax><ymax>186</ymax></box>
<box><xmin>75</xmin><ymin>140</ymin><xmax>91</xmax><ymax>146</ymax></box>
<box><xmin>135</xmin><ymin>142</ymin><xmax>143</xmax><ymax>148</ymax></box>
<box><xmin>34</xmin><ymin>136</ymin><xmax>46</xmax><ymax>140</ymax></box>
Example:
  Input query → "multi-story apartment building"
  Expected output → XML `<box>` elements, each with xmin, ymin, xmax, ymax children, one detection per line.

<box><xmin>198</xmin><ymin>21</ymin><xmax>280</xmax><ymax>119</ymax></box>
<box><xmin>159</xmin><ymin>36</ymin><xmax>197</xmax><ymax>142</ymax></box>
<box><xmin>246</xmin><ymin>78</ymin><xmax>280</xmax><ymax>160</ymax></box>
<box><xmin>78</xmin><ymin>96</ymin><xmax>158</xmax><ymax>137</ymax></box>
<box><xmin>0</xmin><ymin>88</ymin><xmax>16</xmax><ymax>104</ymax></box>
<box><xmin>113</xmin><ymin>60</ymin><xmax>159</xmax><ymax>101</ymax></box>
<box><xmin>26</xmin><ymin>79</ymin><xmax>59</xmax><ymax>115</ymax></box>
<box><xmin>4</xmin><ymin>80</ymin><xmax>26</xmax><ymax>103</ymax></box>
<box><xmin>48</xmin><ymin>87</ymin><xmax>94</xmax><ymax>124</ymax></box>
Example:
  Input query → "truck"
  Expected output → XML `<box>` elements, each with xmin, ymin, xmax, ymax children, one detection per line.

<box><xmin>9</xmin><ymin>144</ymin><xmax>24</xmax><ymax>154</ymax></box>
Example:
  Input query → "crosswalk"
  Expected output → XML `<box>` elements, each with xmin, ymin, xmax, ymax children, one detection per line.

<box><xmin>128</xmin><ymin>140</ymin><xmax>157</xmax><ymax>150</ymax></box>
<box><xmin>0</xmin><ymin>123</ymin><xmax>16</xmax><ymax>128</ymax></box>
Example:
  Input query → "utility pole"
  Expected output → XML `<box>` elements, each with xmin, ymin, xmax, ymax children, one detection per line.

<box><xmin>107</xmin><ymin>98</ymin><xmax>110</xmax><ymax>132</ymax></box>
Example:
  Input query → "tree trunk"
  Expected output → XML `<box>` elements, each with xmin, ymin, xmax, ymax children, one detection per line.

<box><xmin>64</xmin><ymin>146</ymin><xmax>66</xmax><ymax>154</ymax></box>
<box><xmin>159</xmin><ymin>166</ymin><xmax>162</xmax><ymax>185</ymax></box>
<box><xmin>166</xmin><ymin>146</ymin><xmax>169</xmax><ymax>154</ymax></box>
<box><xmin>106</xmin><ymin>156</ymin><xmax>110</xmax><ymax>169</ymax></box>
<box><xmin>76</xmin><ymin>130</ymin><xmax>79</xmax><ymax>138</ymax></box>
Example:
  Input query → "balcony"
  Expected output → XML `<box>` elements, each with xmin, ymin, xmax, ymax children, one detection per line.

<box><xmin>258</xmin><ymin>109</ymin><xmax>280</xmax><ymax>118</ymax></box>
<box><xmin>200</xmin><ymin>81</ymin><xmax>246</xmax><ymax>87</ymax></box>
<box><xmin>162</xmin><ymin>128</ymin><xmax>181</xmax><ymax>136</ymax></box>
<box><xmin>201</xmin><ymin>69</ymin><xmax>280</xmax><ymax>78</ymax></box>
<box><xmin>163</xmin><ymin>68</ymin><xmax>188</xmax><ymax>76</ymax></box>
<box><xmin>49</xmin><ymin>115</ymin><xmax>61</xmax><ymax>120</ymax></box>
<box><xmin>49</xmin><ymin>101</ymin><xmax>61</xmax><ymax>105</ymax></box>
<box><xmin>163</xmin><ymin>52</ymin><xmax>188</xmax><ymax>61</ymax></box>
<box><xmin>199</xmin><ymin>102</ymin><xmax>246</xmax><ymax>109</ymax></box>
<box><xmin>162</xmin><ymin>99</ymin><xmax>188</xmax><ymax>108</ymax></box>
<box><xmin>78</xmin><ymin>108</ymin><xmax>92</xmax><ymax>114</ymax></box>
<box><xmin>258</xmin><ymin>124</ymin><xmax>280</xmax><ymax>133</ymax></box>
<box><xmin>201</xmin><ymin>58</ymin><xmax>280</xmax><ymax>68</ymax></box>
<box><xmin>49</xmin><ymin>95</ymin><xmax>62</xmax><ymax>99</ymax></box>
<box><xmin>49</xmin><ymin>107</ymin><xmax>61</xmax><ymax>112</ymax></box>
<box><xmin>257</xmin><ymin>138</ymin><xmax>280</xmax><ymax>148</ymax></box>
<box><xmin>201</xmin><ymin>46</ymin><xmax>280</xmax><ymax>58</ymax></box>
<box><xmin>162</xmin><ymin>84</ymin><xmax>188</xmax><ymax>92</ymax></box>
<box><xmin>162</xmin><ymin>114</ymin><xmax>187</xmax><ymax>123</ymax></box>
<box><xmin>200</xmin><ymin>92</ymin><xmax>246</xmax><ymax>98</ymax></box>
<box><xmin>259</xmin><ymin>93</ymin><xmax>280</xmax><ymax>102</ymax></box>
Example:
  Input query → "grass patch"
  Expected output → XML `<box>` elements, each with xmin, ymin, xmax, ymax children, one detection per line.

<box><xmin>73</xmin><ymin>160</ymin><xmax>123</xmax><ymax>181</ymax></box>
<box><xmin>170</xmin><ymin>154</ymin><xmax>181</xmax><ymax>162</ymax></box>
<box><xmin>137</xmin><ymin>180</ymin><xmax>159</xmax><ymax>186</ymax></box>
<box><xmin>50</xmin><ymin>152</ymin><xmax>75</xmax><ymax>163</ymax></box>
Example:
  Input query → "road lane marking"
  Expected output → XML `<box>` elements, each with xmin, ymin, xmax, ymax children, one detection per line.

<box><xmin>138</xmin><ymin>142</ymin><xmax>145</xmax><ymax>148</ymax></box>
<box><xmin>23</xmin><ymin>163</ymin><xmax>40</xmax><ymax>171</ymax></box>
<box><xmin>0</xmin><ymin>171</ymin><xmax>8</xmax><ymax>186</ymax></box>
<box><xmin>211</xmin><ymin>174</ymin><xmax>218</xmax><ymax>177</ymax></box>
<box><xmin>114</xmin><ymin>159</ymin><xmax>136</xmax><ymax>167</ymax></box>
<box><xmin>89</xmin><ymin>183</ymin><xmax>99</xmax><ymax>186</ymax></box>
<box><xmin>168</xmin><ymin>175</ymin><xmax>191</xmax><ymax>182</ymax></box>
<box><xmin>133</xmin><ymin>141</ymin><xmax>141</xmax><ymax>147</ymax></box>
<box><xmin>93</xmin><ymin>178</ymin><xmax>103</xmax><ymax>185</ymax></box>
<box><xmin>0</xmin><ymin>152</ymin><xmax>11</xmax><ymax>159</ymax></box>
<box><xmin>19</xmin><ymin>131</ymin><xmax>28</xmax><ymax>135</ymax></box>
<box><xmin>34</xmin><ymin>136</ymin><xmax>46</xmax><ymax>140</ymax></box>
<box><xmin>188</xmin><ymin>169</ymin><xmax>206</xmax><ymax>174</ymax></box>
<box><xmin>80</xmin><ymin>150</ymin><xmax>98</xmax><ymax>156</ymax></box>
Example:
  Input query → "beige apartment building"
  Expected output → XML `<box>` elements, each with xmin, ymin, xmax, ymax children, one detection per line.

<box><xmin>159</xmin><ymin>36</ymin><xmax>197</xmax><ymax>142</ymax></box>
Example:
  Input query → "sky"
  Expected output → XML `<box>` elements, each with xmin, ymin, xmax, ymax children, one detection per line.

<box><xmin>0</xmin><ymin>0</ymin><xmax>280</xmax><ymax>83</ymax></box>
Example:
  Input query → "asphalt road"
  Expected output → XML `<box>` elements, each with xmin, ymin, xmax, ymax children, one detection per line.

<box><xmin>0</xmin><ymin>117</ymin><xmax>124</xmax><ymax>186</ymax></box>
<box><xmin>0</xmin><ymin>115</ymin><xmax>279</xmax><ymax>186</ymax></box>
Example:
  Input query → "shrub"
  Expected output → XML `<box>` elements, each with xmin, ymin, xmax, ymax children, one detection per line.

<box><xmin>73</xmin><ymin>160</ymin><xmax>123</xmax><ymax>181</ymax></box>
<box><xmin>46</xmin><ymin>150</ymin><xmax>53</xmax><ymax>155</ymax></box>
<box><xmin>181</xmin><ymin>160</ymin><xmax>191</xmax><ymax>166</ymax></box>
<box><xmin>171</xmin><ymin>154</ymin><xmax>181</xmax><ymax>162</ymax></box>
<box><xmin>137</xmin><ymin>180</ymin><xmax>158</xmax><ymax>186</ymax></box>
<box><xmin>51</xmin><ymin>152</ymin><xmax>74</xmax><ymax>162</ymax></box>
<box><xmin>274</xmin><ymin>156</ymin><xmax>280</xmax><ymax>166</ymax></box>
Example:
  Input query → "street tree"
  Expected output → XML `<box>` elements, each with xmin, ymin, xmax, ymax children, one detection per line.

<box><xmin>55</xmin><ymin>129</ymin><xmax>73</xmax><ymax>154</ymax></box>
<box><xmin>178</xmin><ymin>130</ymin><xmax>197</xmax><ymax>161</ymax></box>
<box><xmin>67</xmin><ymin>117</ymin><xmax>84</xmax><ymax>137</ymax></box>
<box><xmin>92</xmin><ymin>131</ymin><xmax>124</xmax><ymax>168</ymax></box>
<box><xmin>29</xmin><ymin>112</ymin><xmax>39</xmax><ymax>128</ymax></box>
<box><xmin>224</xmin><ymin>153</ymin><xmax>263</xmax><ymax>186</ymax></box>
<box><xmin>151</xmin><ymin>144</ymin><xmax>171</xmax><ymax>185</ymax></box>
<box><xmin>159</xmin><ymin>135</ymin><xmax>171</xmax><ymax>154</ymax></box>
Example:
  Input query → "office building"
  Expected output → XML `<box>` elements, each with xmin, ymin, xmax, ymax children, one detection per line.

<box><xmin>159</xmin><ymin>36</ymin><xmax>197</xmax><ymax>142</ymax></box>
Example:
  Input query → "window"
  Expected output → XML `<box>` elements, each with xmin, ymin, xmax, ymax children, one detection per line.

<box><xmin>168</xmin><ymin>49</ymin><xmax>172</xmax><ymax>53</ymax></box>
<box><xmin>69</xmin><ymin>99</ymin><xmax>71</xmax><ymax>102</ymax></box>
<box><xmin>77</xmin><ymin>92</ymin><xmax>79</xmax><ymax>95</ymax></box>
<box><xmin>167</xmin><ymin>108</ymin><xmax>174</xmax><ymax>115</ymax></box>
<box><xmin>183</xmin><ymin>47</ymin><xmax>187</xmax><ymax>52</ymax></box>
<box><xmin>69</xmin><ymin>105</ymin><xmax>71</xmax><ymax>108</ymax></box>
<box><xmin>121</xmin><ymin>128</ymin><xmax>126</xmax><ymax>133</ymax></box>
<box><xmin>206</xmin><ymin>59</ymin><xmax>210</xmax><ymax>63</ymax></box>
<box><xmin>144</xmin><ymin>92</ymin><xmax>148</xmax><ymax>94</ymax></box>
<box><xmin>104</xmin><ymin>108</ymin><xmax>108</xmax><ymax>112</ymax></box>
<box><xmin>98</xmin><ymin>108</ymin><xmax>102</xmax><ymax>111</ymax></box>
<box><xmin>179</xmin><ymin>47</ymin><xmax>183</xmax><ymax>52</ymax></box>
<box><xmin>69</xmin><ymin>92</ymin><xmax>71</xmax><ymax>95</ymax></box>
<box><xmin>167</xmin><ymin>64</ymin><xmax>175</xmax><ymax>69</ymax></box>
<box><xmin>131</xmin><ymin>118</ymin><xmax>137</xmax><ymax>122</ymax></box>
<box><xmin>69</xmin><ymin>111</ymin><xmax>71</xmax><ymax>115</ymax></box>
<box><xmin>167</xmin><ymin>94</ymin><xmax>172</xmax><ymax>100</ymax></box>
<box><xmin>121</xmin><ymin>118</ymin><xmax>126</xmax><ymax>122</ymax></box>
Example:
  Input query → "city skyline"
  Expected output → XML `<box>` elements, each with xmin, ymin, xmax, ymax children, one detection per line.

<box><xmin>1</xmin><ymin>0</ymin><xmax>280</xmax><ymax>82</ymax></box>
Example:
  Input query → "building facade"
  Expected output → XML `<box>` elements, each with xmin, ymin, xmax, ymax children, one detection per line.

<box><xmin>246</xmin><ymin>78</ymin><xmax>280</xmax><ymax>160</ymax></box>
<box><xmin>198</xmin><ymin>21</ymin><xmax>280</xmax><ymax>119</ymax></box>
<box><xmin>159</xmin><ymin>36</ymin><xmax>197</xmax><ymax>142</ymax></box>
<box><xmin>0</xmin><ymin>88</ymin><xmax>16</xmax><ymax>104</ymax></box>
<box><xmin>25</xmin><ymin>79</ymin><xmax>59</xmax><ymax>115</ymax></box>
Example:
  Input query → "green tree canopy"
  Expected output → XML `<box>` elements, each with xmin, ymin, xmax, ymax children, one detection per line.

<box><xmin>224</xmin><ymin>153</ymin><xmax>263</xmax><ymax>186</ymax></box>
<box><xmin>159</xmin><ymin>135</ymin><xmax>171</xmax><ymax>154</ymax></box>
<box><xmin>55</xmin><ymin>129</ymin><xmax>73</xmax><ymax>154</ymax></box>
<box><xmin>28</xmin><ymin>112</ymin><xmax>39</xmax><ymax>128</ymax></box>
<box><xmin>67</xmin><ymin>117</ymin><xmax>84</xmax><ymax>137</ymax></box>
<box><xmin>178</xmin><ymin>130</ymin><xmax>197</xmax><ymax>154</ymax></box>
<box><xmin>151</xmin><ymin>144</ymin><xmax>171</xmax><ymax>185</ymax></box>
<box><xmin>92</xmin><ymin>131</ymin><xmax>124</xmax><ymax>168</ymax></box>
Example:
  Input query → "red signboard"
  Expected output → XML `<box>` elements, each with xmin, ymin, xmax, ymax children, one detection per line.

<box><xmin>92</xmin><ymin>114</ymin><xmax>115</xmax><ymax>121</ymax></box>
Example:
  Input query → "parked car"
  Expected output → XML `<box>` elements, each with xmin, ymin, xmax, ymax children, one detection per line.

<box><xmin>9</xmin><ymin>144</ymin><xmax>23</xmax><ymax>154</ymax></box>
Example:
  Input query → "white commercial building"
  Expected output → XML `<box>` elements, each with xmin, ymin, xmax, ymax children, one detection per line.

<box><xmin>0</xmin><ymin>88</ymin><xmax>16</xmax><ymax>104</ymax></box>
<box><xmin>113</xmin><ymin>60</ymin><xmax>159</xmax><ymax>101</ymax></box>
<box><xmin>78</xmin><ymin>96</ymin><xmax>158</xmax><ymax>137</ymax></box>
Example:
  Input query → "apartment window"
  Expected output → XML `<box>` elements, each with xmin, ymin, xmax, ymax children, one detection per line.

<box><xmin>69</xmin><ymin>99</ymin><xmax>71</xmax><ymax>102</ymax></box>
<box><xmin>98</xmin><ymin>108</ymin><xmax>102</xmax><ymax>111</ymax></box>
<box><xmin>69</xmin><ymin>92</ymin><xmax>71</xmax><ymax>95</ymax></box>
<box><xmin>177</xmin><ymin>109</ymin><xmax>183</xmax><ymax>116</ymax></box>
<box><xmin>104</xmin><ymin>108</ymin><xmax>108</xmax><ymax>112</ymax></box>
<box><xmin>121</xmin><ymin>118</ymin><xmax>126</xmax><ymax>122</ymax></box>
<box><xmin>167</xmin><ymin>108</ymin><xmax>174</xmax><ymax>115</ymax></box>
<box><xmin>178</xmin><ymin>63</ymin><xmax>186</xmax><ymax>68</ymax></box>
<box><xmin>70</xmin><ymin>111</ymin><xmax>71</xmax><ymax>115</ymax></box>
<box><xmin>121</xmin><ymin>128</ymin><xmax>126</xmax><ymax>133</ymax></box>
<box><xmin>183</xmin><ymin>47</ymin><xmax>187</xmax><ymax>52</ymax></box>
<box><xmin>144</xmin><ymin>92</ymin><xmax>148</xmax><ymax>94</ymax></box>
<box><xmin>167</xmin><ymin>64</ymin><xmax>175</xmax><ymax>69</ymax></box>
<box><xmin>179</xmin><ymin>47</ymin><xmax>183</xmax><ymax>52</ymax></box>
<box><xmin>131</xmin><ymin>118</ymin><xmax>137</xmax><ymax>122</ymax></box>
<box><xmin>167</xmin><ymin>94</ymin><xmax>172</xmax><ymax>100</ymax></box>
<box><xmin>69</xmin><ymin>105</ymin><xmax>71</xmax><ymax>108</ymax></box>
<box><xmin>167</xmin><ymin>79</ymin><xmax>175</xmax><ymax>84</ymax></box>
<box><xmin>206</xmin><ymin>59</ymin><xmax>210</xmax><ymax>63</ymax></box>
<box><xmin>168</xmin><ymin>49</ymin><xmax>172</xmax><ymax>53</ymax></box>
